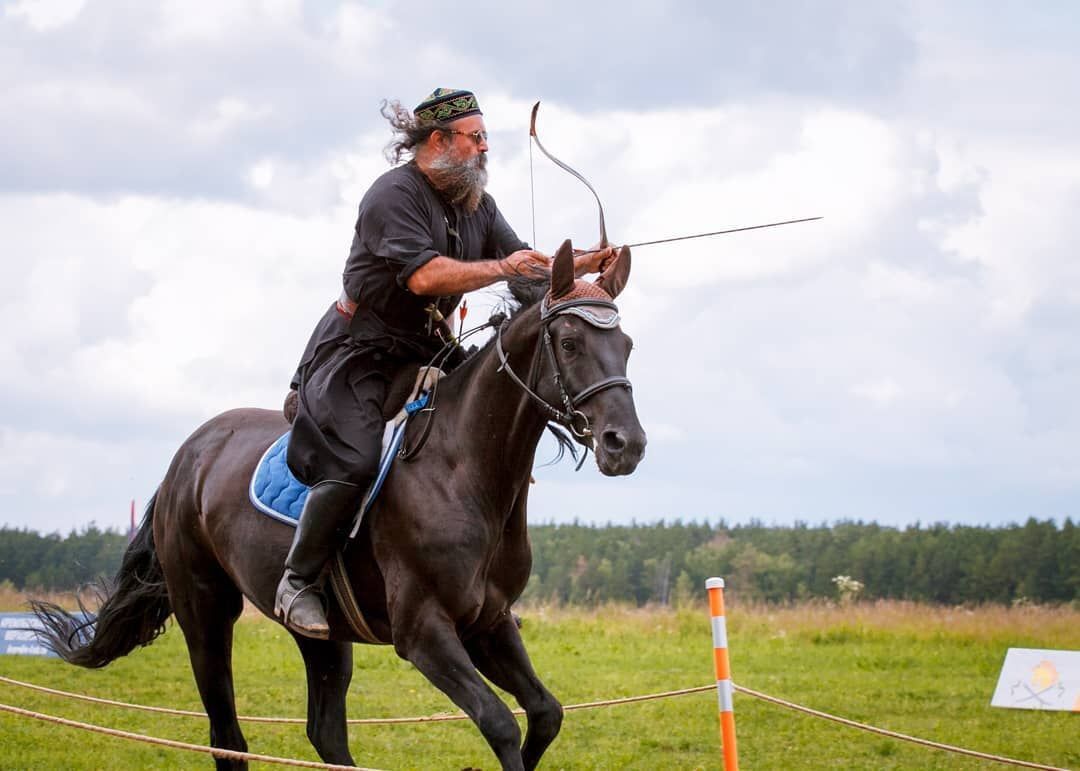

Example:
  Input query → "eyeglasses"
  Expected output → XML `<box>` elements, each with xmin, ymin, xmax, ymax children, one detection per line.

<box><xmin>442</xmin><ymin>128</ymin><xmax>488</xmax><ymax>146</ymax></box>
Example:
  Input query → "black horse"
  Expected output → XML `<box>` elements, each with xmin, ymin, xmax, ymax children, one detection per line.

<box><xmin>31</xmin><ymin>241</ymin><xmax>645</xmax><ymax>770</ymax></box>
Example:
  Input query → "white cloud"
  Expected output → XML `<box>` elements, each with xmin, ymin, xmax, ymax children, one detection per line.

<box><xmin>2</xmin><ymin>1</ymin><xmax>1080</xmax><ymax>532</ymax></box>
<box><xmin>851</xmin><ymin>378</ymin><xmax>903</xmax><ymax>407</ymax></box>
<box><xmin>191</xmin><ymin>97</ymin><xmax>273</xmax><ymax>142</ymax></box>
<box><xmin>249</xmin><ymin>158</ymin><xmax>275</xmax><ymax>189</ymax></box>
<box><xmin>4</xmin><ymin>0</ymin><xmax>86</xmax><ymax>31</ymax></box>
<box><xmin>329</xmin><ymin>2</ymin><xmax>395</xmax><ymax>59</ymax></box>
<box><xmin>937</xmin><ymin>142</ymin><xmax>1080</xmax><ymax>322</ymax></box>
<box><xmin>153</xmin><ymin>0</ymin><xmax>302</xmax><ymax>44</ymax></box>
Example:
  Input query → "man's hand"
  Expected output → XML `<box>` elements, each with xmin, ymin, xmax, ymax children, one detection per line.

<box><xmin>573</xmin><ymin>243</ymin><xmax>618</xmax><ymax>276</ymax></box>
<box><xmin>500</xmin><ymin>249</ymin><xmax>552</xmax><ymax>278</ymax></box>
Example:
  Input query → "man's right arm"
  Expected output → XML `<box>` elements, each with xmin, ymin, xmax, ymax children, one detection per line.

<box><xmin>405</xmin><ymin>250</ymin><xmax>551</xmax><ymax>296</ymax></box>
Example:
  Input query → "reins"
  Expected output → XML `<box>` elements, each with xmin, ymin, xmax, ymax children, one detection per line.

<box><xmin>397</xmin><ymin>319</ymin><xmax>497</xmax><ymax>462</ymax></box>
<box><xmin>399</xmin><ymin>295</ymin><xmax>632</xmax><ymax>462</ymax></box>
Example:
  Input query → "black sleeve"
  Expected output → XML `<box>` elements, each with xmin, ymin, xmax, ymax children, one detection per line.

<box><xmin>482</xmin><ymin>196</ymin><xmax>529</xmax><ymax>259</ymax></box>
<box><xmin>359</xmin><ymin>177</ymin><xmax>443</xmax><ymax>289</ymax></box>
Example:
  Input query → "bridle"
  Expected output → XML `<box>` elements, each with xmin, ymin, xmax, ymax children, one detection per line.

<box><xmin>495</xmin><ymin>296</ymin><xmax>632</xmax><ymax>439</ymax></box>
<box><xmin>512</xmin><ymin>102</ymin><xmax>632</xmax><ymax>439</ymax></box>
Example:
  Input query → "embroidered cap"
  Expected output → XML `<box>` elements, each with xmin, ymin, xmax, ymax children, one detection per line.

<box><xmin>414</xmin><ymin>88</ymin><xmax>482</xmax><ymax>124</ymax></box>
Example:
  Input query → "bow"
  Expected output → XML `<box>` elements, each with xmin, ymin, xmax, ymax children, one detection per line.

<box><xmin>529</xmin><ymin>101</ymin><xmax>608</xmax><ymax>250</ymax></box>
<box><xmin>526</xmin><ymin>101</ymin><xmax>823</xmax><ymax>258</ymax></box>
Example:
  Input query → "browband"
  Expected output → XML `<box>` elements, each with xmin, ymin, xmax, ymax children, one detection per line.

<box><xmin>540</xmin><ymin>297</ymin><xmax>621</xmax><ymax>329</ymax></box>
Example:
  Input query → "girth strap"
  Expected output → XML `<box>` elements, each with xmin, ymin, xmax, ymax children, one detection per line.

<box><xmin>328</xmin><ymin>550</ymin><xmax>386</xmax><ymax>645</ymax></box>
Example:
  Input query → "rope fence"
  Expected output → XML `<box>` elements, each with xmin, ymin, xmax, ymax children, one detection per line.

<box><xmin>731</xmin><ymin>684</ymin><xmax>1071</xmax><ymax>771</ymax></box>
<box><xmin>0</xmin><ymin>675</ymin><xmax>710</xmax><ymax>724</ymax></box>
<box><xmin>1</xmin><ymin>673</ymin><xmax>1070</xmax><ymax>770</ymax></box>
<box><xmin>0</xmin><ymin>700</ymin><xmax>382</xmax><ymax>771</ymax></box>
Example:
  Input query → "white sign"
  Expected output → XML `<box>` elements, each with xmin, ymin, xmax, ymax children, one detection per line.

<box><xmin>0</xmin><ymin>613</ymin><xmax>57</xmax><ymax>657</ymax></box>
<box><xmin>990</xmin><ymin>648</ymin><xmax>1080</xmax><ymax>711</ymax></box>
<box><xmin>0</xmin><ymin>612</ymin><xmax>89</xmax><ymax>657</ymax></box>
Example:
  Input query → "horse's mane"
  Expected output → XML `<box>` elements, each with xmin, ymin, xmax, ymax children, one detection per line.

<box><xmin>449</xmin><ymin>275</ymin><xmax>548</xmax><ymax>370</ymax></box>
<box><xmin>506</xmin><ymin>275</ymin><xmax>550</xmax><ymax>311</ymax></box>
<box><xmin>443</xmin><ymin>274</ymin><xmax>580</xmax><ymax>466</ymax></box>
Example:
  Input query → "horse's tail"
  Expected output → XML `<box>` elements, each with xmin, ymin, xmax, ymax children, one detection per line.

<box><xmin>29</xmin><ymin>490</ymin><xmax>172</xmax><ymax>668</ymax></box>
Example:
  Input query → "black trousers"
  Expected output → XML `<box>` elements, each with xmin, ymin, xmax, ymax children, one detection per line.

<box><xmin>286</xmin><ymin>307</ymin><xmax>406</xmax><ymax>487</ymax></box>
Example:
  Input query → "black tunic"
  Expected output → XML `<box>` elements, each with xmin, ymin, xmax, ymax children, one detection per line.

<box><xmin>286</xmin><ymin>162</ymin><xmax>527</xmax><ymax>486</ymax></box>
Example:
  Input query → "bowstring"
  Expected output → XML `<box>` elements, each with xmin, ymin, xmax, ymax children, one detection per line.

<box><xmin>529</xmin><ymin>131</ymin><xmax>537</xmax><ymax>250</ymax></box>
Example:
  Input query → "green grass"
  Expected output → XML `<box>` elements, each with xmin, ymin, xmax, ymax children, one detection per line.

<box><xmin>0</xmin><ymin>601</ymin><xmax>1077</xmax><ymax>770</ymax></box>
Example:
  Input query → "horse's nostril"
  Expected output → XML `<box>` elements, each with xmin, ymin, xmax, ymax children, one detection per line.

<box><xmin>601</xmin><ymin>430</ymin><xmax>626</xmax><ymax>454</ymax></box>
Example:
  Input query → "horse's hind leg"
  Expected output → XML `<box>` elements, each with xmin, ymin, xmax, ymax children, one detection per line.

<box><xmin>466</xmin><ymin>613</ymin><xmax>563</xmax><ymax>771</ymax></box>
<box><xmin>292</xmin><ymin>633</ymin><xmax>356</xmax><ymax>765</ymax></box>
<box><xmin>170</xmin><ymin>567</ymin><xmax>249</xmax><ymax>771</ymax></box>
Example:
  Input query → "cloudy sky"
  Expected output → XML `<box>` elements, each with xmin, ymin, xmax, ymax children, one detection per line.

<box><xmin>2</xmin><ymin>0</ymin><xmax>1078</xmax><ymax>534</ymax></box>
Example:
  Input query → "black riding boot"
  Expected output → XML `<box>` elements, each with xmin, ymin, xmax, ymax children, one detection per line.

<box><xmin>274</xmin><ymin>480</ymin><xmax>363</xmax><ymax>639</ymax></box>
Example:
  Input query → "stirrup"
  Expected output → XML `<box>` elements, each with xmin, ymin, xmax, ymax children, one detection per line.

<box><xmin>275</xmin><ymin>578</ymin><xmax>330</xmax><ymax>639</ymax></box>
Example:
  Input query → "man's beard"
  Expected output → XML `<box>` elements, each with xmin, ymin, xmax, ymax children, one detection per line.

<box><xmin>426</xmin><ymin>150</ymin><xmax>488</xmax><ymax>213</ymax></box>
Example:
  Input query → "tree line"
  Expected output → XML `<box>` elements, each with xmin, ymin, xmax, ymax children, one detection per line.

<box><xmin>522</xmin><ymin>518</ymin><xmax>1079</xmax><ymax>606</ymax></box>
<box><xmin>1</xmin><ymin>518</ymin><xmax>1076</xmax><ymax>605</ymax></box>
<box><xmin>0</xmin><ymin>524</ymin><xmax>128</xmax><ymax>592</ymax></box>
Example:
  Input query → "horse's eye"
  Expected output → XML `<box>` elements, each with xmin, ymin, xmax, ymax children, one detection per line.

<box><xmin>560</xmin><ymin>339</ymin><xmax>577</xmax><ymax>353</ymax></box>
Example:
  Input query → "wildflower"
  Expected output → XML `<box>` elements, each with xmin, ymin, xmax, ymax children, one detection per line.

<box><xmin>832</xmin><ymin>575</ymin><xmax>864</xmax><ymax>604</ymax></box>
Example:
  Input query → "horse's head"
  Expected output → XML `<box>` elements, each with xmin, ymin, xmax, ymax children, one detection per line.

<box><xmin>534</xmin><ymin>240</ymin><xmax>646</xmax><ymax>476</ymax></box>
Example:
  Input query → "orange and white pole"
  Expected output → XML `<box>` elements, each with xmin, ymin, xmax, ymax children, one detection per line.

<box><xmin>707</xmin><ymin>577</ymin><xmax>738</xmax><ymax>770</ymax></box>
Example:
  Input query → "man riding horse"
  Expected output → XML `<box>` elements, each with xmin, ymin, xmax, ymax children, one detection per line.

<box><xmin>32</xmin><ymin>88</ymin><xmax>644</xmax><ymax>770</ymax></box>
<box><xmin>278</xmin><ymin>88</ymin><xmax>618</xmax><ymax>638</ymax></box>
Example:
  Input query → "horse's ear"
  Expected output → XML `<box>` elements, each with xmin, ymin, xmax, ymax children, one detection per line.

<box><xmin>595</xmin><ymin>245</ymin><xmax>631</xmax><ymax>299</ymax></box>
<box><xmin>550</xmin><ymin>239</ymin><xmax>575</xmax><ymax>299</ymax></box>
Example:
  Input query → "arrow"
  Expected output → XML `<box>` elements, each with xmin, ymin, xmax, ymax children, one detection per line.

<box><xmin>574</xmin><ymin>216</ymin><xmax>824</xmax><ymax>256</ymax></box>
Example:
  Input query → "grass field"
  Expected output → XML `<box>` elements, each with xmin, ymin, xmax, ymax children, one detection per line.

<box><xmin>1</xmin><ymin>593</ymin><xmax>1077</xmax><ymax>770</ymax></box>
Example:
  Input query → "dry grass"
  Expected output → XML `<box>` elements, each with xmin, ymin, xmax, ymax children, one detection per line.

<box><xmin>728</xmin><ymin>598</ymin><xmax>1080</xmax><ymax>642</ymax></box>
<box><xmin>0</xmin><ymin>581</ymin><xmax>100</xmax><ymax>613</ymax></box>
<box><xmin>518</xmin><ymin>598</ymin><xmax>1080</xmax><ymax>645</ymax></box>
<box><xmin>6</xmin><ymin>582</ymin><xmax>1077</xmax><ymax>646</ymax></box>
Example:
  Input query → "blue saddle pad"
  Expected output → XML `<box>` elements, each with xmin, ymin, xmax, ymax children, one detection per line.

<box><xmin>250</xmin><ymin>393</ymin><xmax>429</xmax><ymax>526</ymax></box>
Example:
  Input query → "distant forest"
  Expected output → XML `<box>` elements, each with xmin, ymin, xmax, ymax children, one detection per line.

<box><xmin>524</xmin><ymin>518</ymin><xmax>1078</xmax><ymax>606</ymax></box>
<box><xmin>0</xmin><ymin>525</ymin><xmax>127</xmax><ymax>593</ymax></box>
<box><xmin>1</xmin><ymin>519</ymin><xmax>1076</xmax><ymax>606</ymax></box>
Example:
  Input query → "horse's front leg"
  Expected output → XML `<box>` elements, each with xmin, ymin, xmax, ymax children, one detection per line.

<box><xmin>291</xmin><ymin>633</ymin><xmax>356</xmax><ymax>766</ymax></box>
<box><xmin>392</xmin><ymin>600</ymin><xmax>524</xmax><ymax>771</ymax></box>
<box><xmin>465</xmin><ymin>611</ymin><xmax>563</xmax><ymax>770</ymax></box>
